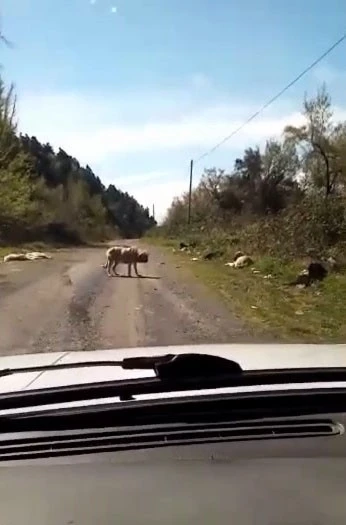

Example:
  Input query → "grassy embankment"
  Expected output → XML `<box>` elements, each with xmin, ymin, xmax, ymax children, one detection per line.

<box><xmin>146</xmin><ymin>233</ymin><xmax>346</xmax><ymax>343</ymax></box>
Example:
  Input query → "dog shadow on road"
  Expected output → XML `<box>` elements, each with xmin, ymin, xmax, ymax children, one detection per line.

<box><xmin>112</xmin><ymin>275</ymin><xmax>161</xmax><ymax>280</ymax></box>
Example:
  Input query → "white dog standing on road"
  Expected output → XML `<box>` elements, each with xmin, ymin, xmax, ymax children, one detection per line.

<box><xmin>102</xmin><ymin>246</ymin><xmax>149</xmax><ymax>277</ymax></box>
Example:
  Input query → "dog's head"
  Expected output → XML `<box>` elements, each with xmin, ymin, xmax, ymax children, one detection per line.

<box><xmin>234</xmin><ymin>250</ymin><xmax>244</xmax><ymax>262</ymax></box>
<box><xmin>137</xmin><ymin>250</ymin><xmax>149</xmax><ymax>263</ymax></box>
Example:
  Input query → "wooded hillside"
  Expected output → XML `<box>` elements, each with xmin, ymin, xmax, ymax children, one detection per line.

<box><xmin>0</xmin><ymin>74</ymin><xmax>156</xmax><ymax>245</ymax></box>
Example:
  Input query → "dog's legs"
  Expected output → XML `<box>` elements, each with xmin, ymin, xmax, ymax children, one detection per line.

<box><xmin>112</xmin><ymin>261</ymin><xmax>119</xmax><ymax>276</ymax></box>
<box><xmin>133</xmin><ymin>261</ymin><xmax>141</xmax><ymax>277</ymax></box>
<box><xmin>128</xmin><ymin>263</ymin><xmax>132</xmax><ymax>277</ymax></box>
<box><xmin>106</xmin><ymin>257</ymin><xmax>112</xmax><ymax>277</ymax></box>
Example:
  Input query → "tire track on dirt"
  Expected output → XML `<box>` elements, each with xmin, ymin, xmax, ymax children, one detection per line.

<box><xmin>33</xmin><ymin>257</ymin><xmax>107</xmax><ymax>352</ymax></box>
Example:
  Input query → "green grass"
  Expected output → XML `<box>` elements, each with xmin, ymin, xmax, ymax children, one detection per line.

<box><xmin>146</xmin><ymin>236</ymin><xmax>346</xmax><ymax>343</ymax></box>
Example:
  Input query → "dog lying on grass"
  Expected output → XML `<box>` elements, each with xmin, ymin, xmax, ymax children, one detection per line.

<box><xmin>102</xmin><ymin>246</ymin><xmax>149</xmax><ymax>277</ymax></box>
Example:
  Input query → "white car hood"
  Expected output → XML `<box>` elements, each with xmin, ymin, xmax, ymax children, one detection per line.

<box><xmin>0</xmin><ymin>343</ymin><xmax>346</xmax><ymax>395</ymax></box>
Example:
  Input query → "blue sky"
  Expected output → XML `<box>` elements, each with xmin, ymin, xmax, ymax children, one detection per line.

<box><xmin>1</xmin><ymin>0</ymin><xmax>346</xmax><ymax>221</ymax></box>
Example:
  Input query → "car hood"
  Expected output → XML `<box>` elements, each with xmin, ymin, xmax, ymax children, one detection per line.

<box><xmin>1</xmin><ymin>343</ymin><xmax>346</xmax><ymax>395</ymax></box>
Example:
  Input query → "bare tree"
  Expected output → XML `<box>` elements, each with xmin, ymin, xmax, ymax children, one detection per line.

<box><xmin>285</xmin><ymin>84</ymin><xmax>343</xmax><ymax>197</ymax></box>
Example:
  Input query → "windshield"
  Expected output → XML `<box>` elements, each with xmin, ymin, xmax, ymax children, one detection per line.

<box><xmin>0</xmin><ymin>1</ymin><xmax>345</xmax><ymax>364</ymax></box>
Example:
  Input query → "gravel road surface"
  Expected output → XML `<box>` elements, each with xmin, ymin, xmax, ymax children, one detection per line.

<box><xmin>0</xmin><ymin>241</ymin><xmax>263</xmax><ymax>355</ymax></box>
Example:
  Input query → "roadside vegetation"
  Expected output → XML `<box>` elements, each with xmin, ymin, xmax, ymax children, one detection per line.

<box><xmin>147</xmin><ymin>85</ymin><xmax>346</xmax><ymax>342</ymax></box>
<box><xmin>0</xmin><ymin>71</ymin><xmax>156</xmax><ymax>249</ymax></box>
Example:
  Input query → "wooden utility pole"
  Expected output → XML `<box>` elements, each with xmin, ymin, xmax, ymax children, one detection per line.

<box><xmin>187</xmin><ymin>159</ymin><xmax>194</xmax><ymax>225</ymax></box>
<box><xmin>152</xmin><ymin>204</ymin><xmax>155</xmax><ymax>220</ymax></box>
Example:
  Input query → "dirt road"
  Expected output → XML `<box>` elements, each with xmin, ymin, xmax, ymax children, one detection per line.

<box><xmin>0</xmin><ymin>241</ymin><xmax>264</xmax><ymax>356</ymax></box>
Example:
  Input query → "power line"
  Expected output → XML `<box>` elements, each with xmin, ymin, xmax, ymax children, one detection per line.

<box><xmin>194</xmin><ymin>32</ymin><xmax>346</xmax><ymax>164</ymax></box>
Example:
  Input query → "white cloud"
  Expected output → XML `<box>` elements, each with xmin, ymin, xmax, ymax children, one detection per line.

<box><xmin>119</xmin><ymin>173</ymin><xmax>188</xmax><ymax>224</ymax></box>
<box><xmin>190</xmin><ymin>73</ymin><xmax>212</xmax><ymax>90</ymax></box>
<box><xmin>16</xmin><ymin>93</ymin><xmax>317</xmax><ymax>163</ymax></box>
<box><xmin>17</xmin><ymin>103</ymin><xmax>346</xmax><ymax>164</ymax></box>
<box><xmin>312</xmin><ymin>65</ymin><xmax>346</xmax><ymax>86</ymax></box>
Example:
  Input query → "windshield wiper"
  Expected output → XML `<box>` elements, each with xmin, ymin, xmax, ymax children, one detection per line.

<box><xmin>0</xmin><ymin>353</ymin><xmax>241</xmax><ymax>379</ymax></box>
<box><xmin>1</xmin><ymin>353</ymin><xmax>346</xmax><ymax>411</ymax></box>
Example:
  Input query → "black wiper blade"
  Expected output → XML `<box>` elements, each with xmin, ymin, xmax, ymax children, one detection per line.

<box><xmin>0</xmin><ymin>355</ymin><xmax>173</xmax><ymax>378</ymax></box>
<box><xmin>0</xmin><ymin>353</ymin><xmax>242</xmax><ymax>379</ymax></box>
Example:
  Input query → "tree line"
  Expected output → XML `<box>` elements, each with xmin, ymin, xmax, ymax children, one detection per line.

<box><xmin>163</xmin><ymin>84</ymin><xmax>346</xmax><ymax>258</ymax></box>
<box><xmin>0</xmin><ymin>74</ymin><xmax>156</xmax><ymax>245</ymax></box>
